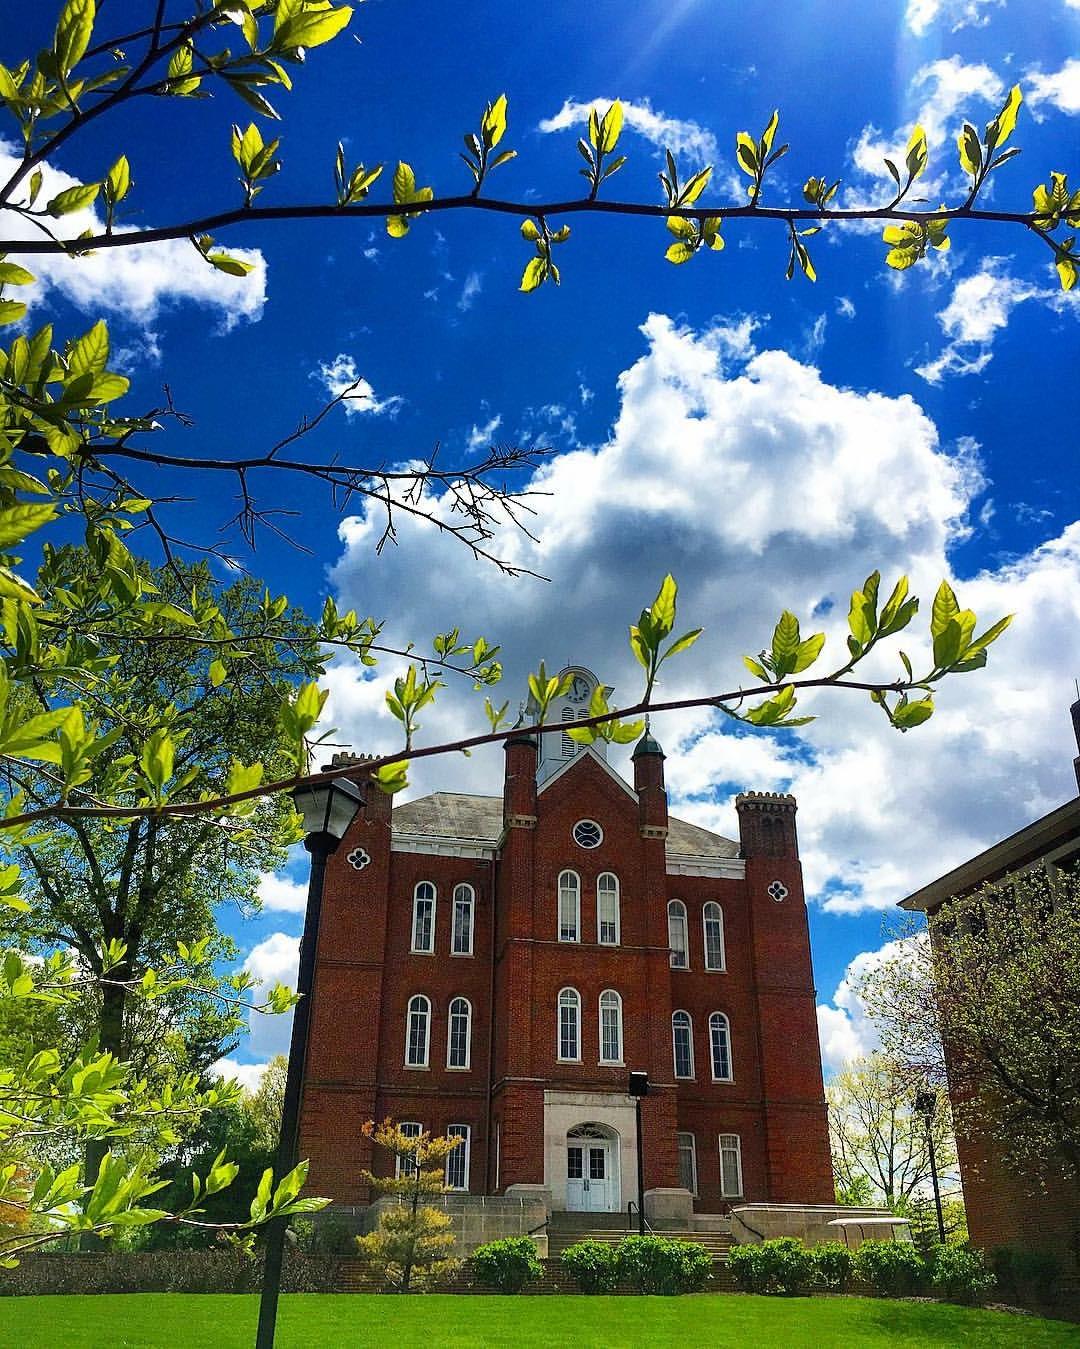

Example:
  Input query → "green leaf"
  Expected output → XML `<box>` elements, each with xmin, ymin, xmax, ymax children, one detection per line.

<box><xmin>649</xmin><ymin>574</ymin><xmax>678</xmax><ymax>639</ymax></box>
<box><xmin>373</xmin><ymin>760</ymin><xmax>409</xmax><ymax>795</ymax></box>
<box><xmin>520</xmin><ymin>219</ymin><xmax>541</xmax><ymax>242</ymax></box>
<box><xmin>275</xmin><ymin>5</ymin><xmax>353</xmax><ymax>52</ymax></box>
<box><xmin>791</xmin><ymin>631</ymin><xmax>825</xmax><ymax>673</ymax></box>
<box><xmin>0</xmin><ymin>261</ymin><xmax>34</xmax><ymax>286</ymax></box>
<box><xmin>54</xmin><ymin>0</ymin><xmax>95</xmax><ymax>76</ymax></box>
<box><xmin>957</xmin><ymin>123</ymin><xmax>982</xmax><ymax>177</ymax></box>
<box><xmin>985</xmin><ymin>84</ymin><xmax>1022</xmax><ymax>153</ymax></box>
<box><xmin>67</xmin><ymin>319</ymin><xmax>109</xmax><ymax>377</ymax></box>
<box><xmin>905</xmin><ymin>124</ymin><xmax>928</xmax><ymax>182</ymax></box>
<box><xmin>139</xmin><ymin>728</ymin><xmax>174</xmax><ymax>794</ymax></box>
<box><xmin>208</xmin><ymin>659</ymin><xmax>227</xmax><ymax>688</ymax></box>
<box><xmin>481</xmin><ymin>93</ymin><xmax>508</xmax><ymax>149</ymax></box>
<box><xmin>665</xmin><ymin>241</ymin><xmax>695</xmax><ymax>265</ymax></box>
<box><xmin>393</xmin><ymin>161</ymin><xmax>416</xmax><ymax>204</ymax></box>
<box><xmin>664</xmin><ymin>628</ymin><xmax>702</xmax><ymax>661</ymax></box>
<box><xmin>892</xmin><ymin>695</ymin><xmax>934</xmax><ymax>731</ymax></box>
<box><xmin>930</xmin><ymin>580</ymin><xmax>959</xmax><ymax>640</ymax></box>
<box><xmin>599</xmin><ymin>101</ymin><xmax>623</xmax><ymax>155</ymax></box>
<box><xmin>46</xmin><ymin>183</ymin><xmax>99</xmax><ymax>216</ymax></box>
<box><xmin>736</xmin><ymin>132</ymin><xmax>758</xmax><ymax>178</ymax></box>
<box><xmin>520</xmin><ymin>256</ymin><xmax>546</xmax><ymax>292</ymax></box>
<box><xmin>965</xmin><ymin>613</ymin><xmax>1013</xmax><ymax>655</ymax></box>
<box><xmin>743</xmin><ymin>655</ymin><xmax>769</xmax><ymax>681</ymax></box>
<box><xmin>105</xmin><ymin>154</ymin><xmax>130</xmax><ymax>204</ymax></box>
<box><xmin>0</xmin><ymin>300</ymin><xmax>26</xmax><ymax>326</ymax></box>
<box><xmin>760</xmin><ymin>109</ymin><xmax>779</xmax><ymax>158</ymax></box>
<box><xmin>207</xmin><ymin>252</ymin><xmax>253</xmax><ymax>276</ymax></box>
<box><xmin>0</xmin><ymin>503</ymin><xmax>58</xmax><ymax>548</ymax></box>
<box><xmin>771</xmin><ymin>609</ymin><xmax>801</xmax><ymax>675</ymax></box>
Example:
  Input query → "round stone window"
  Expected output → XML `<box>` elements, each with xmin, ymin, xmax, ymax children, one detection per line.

<box><xmin>572</xmin><ymin>819</ymin><xmax>603</xmax><ymax>849</ymax></box>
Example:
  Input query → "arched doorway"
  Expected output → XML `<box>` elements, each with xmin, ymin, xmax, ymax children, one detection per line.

<box><xmin>565</xmin><ymin>1122</ymin><xmax>621</xmax><ymax>1213</ymax></box>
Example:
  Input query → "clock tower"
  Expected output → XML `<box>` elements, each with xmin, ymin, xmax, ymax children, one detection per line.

<box><xmin>532</xmin><ymin>665</ymin><xmax>612</xmax><ymax>784</ymax></box>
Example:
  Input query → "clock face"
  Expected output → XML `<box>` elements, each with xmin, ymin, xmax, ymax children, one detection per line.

<box><xmin>569</xmin><ymin>675</ymin><xmax>591</xmax><ymax>704</ymax></box>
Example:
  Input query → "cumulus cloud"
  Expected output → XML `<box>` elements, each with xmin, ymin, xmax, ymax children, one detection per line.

<box><xmin>1025</xmin><ymin>58</ymin><xmax>1080</xmax><ymax>118</ymax></box>
<box><xmin>0</xmin><ymin>142</ymin><xmax>265</xmax><ymax>335</ymax></box>
<box><xmin>458</xmin><ymin>271</ymin><xmax>483</xmax><ymax>312</ymax></box>
<box><xmin>538</xmin><ymin>97</ymin><xmax>716</xmax><ymax>162</ymax></box>
<box><xmin>466</xmin><ymin>413</ymin><xmax>503</xmax><ymax>453</ymax></box>
<box><xmin>916</xmin><ymin>258</ymin><xmax>1078</xmax><ymax>383</ymax></box>
<box><xmin>315</xmin><ymin>354</ymin><xmax>404</xmax><ymax>417</ymax></box>
<box><xmin>325</xmin><ymin>313</ymin><xmax>1080</xmax><ymax>920</ymax></box>
<box><xmin>257</xmin><ymin>872</ymin><xmax>309</xmax><ymax>913</ymax></box>
<box><xmin>212</xmin><ymin>1057</ymin><xmax>270</xmax><ymax>1093</ymax></box>
<box><xmin>816</xmin><ymin>937</ymin><xmax>925</xmax><ymax>1074</ymax></box>
<box><xmin>240</xmin><ymin>931</ymin><xmax>298</xmax><ymax>1061</ymax></box>
<box><xmin>905</xmin><ymin>0</ymin><xmax>1003</xmax><ymax>35</ymax></box>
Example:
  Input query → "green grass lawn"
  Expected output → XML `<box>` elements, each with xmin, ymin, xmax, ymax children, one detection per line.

<box><xmin>0</xmin><ymin>1293</ymin><xmax>1076</xmax><ymax>1348</ymax></box>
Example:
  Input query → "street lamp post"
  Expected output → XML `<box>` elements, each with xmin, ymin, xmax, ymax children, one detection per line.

<box><xmin>914</xmin><ymin>1087</ymin><xmax>946</xmax><ymax>1246</ymax></box>
<box><xmin>254</xmin><ymin>776</ymin><xmax>364</xmax><ymax>1349</ymax></box>
<box><xmin>628</xmin><ymin>1071</ymin><xmax>649</xmax><ymax>1236</ymax></box>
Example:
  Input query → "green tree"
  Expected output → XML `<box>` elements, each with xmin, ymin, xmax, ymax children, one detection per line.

<box><xmin>860</xmin><ymin>872</ymin><xmax>1080</xmax><ymax>1190</ymax></box>
<box><xmin>354</xmin><ymin>1119</ymin><xmax>460</xmax><ymax>1292</ymax></box>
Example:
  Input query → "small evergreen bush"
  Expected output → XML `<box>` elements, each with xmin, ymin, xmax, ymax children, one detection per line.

<box><xmin>853</xmin><ymin>1239</ymin><xmax>926</xmax><ymax>1296</ymax></box>
<box><xmin>926</xmin><ymin>1244</ymin><xmax>995</xmax><ymax>1303</ymax></box>
<box><xmin>470</xmin><ymin>1236</ymin><xmax>542</xmax><ymax>1293</ymax></box>
<box><xmin>614</xmin><ymin>1235</ymin><xmax>712</xmax><ymax>1294</ymax></box>
<box><xmin>726</xmin><ymin>1237</ymin><xmax>815</xmax><ymax>1295</ymax></box>
<box><xmin>560</xmin><ymin>1239</ymin><xmax>619</xmax><ymax>1293</ymax></box>
<box><xmin>812</xmin><ymin>1240</ymin><xmax>854</xmax><ymax>1292</ymax></box>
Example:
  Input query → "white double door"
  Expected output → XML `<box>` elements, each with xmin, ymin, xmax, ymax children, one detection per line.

<box><xmin>566</xmin><ymin>1139</ymin><xmax>615</xmax><ymax>1212</ymax></box>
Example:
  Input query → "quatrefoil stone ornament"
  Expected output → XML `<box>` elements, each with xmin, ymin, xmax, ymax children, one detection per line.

<box><xmin>767</xmin><ymin>880</ymin><xmax>789</xmax><ymax>903</ymax></box>
<box><xmin>346</xmin><ymin>846</ymin><xmax>371</xmax><ymax>872</ymax></box>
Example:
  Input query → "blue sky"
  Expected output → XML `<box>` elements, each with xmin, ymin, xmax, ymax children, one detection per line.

<box><xmin>5</xmin><ymin>0</ymin><xmax>1080</xmax><ymax>1082</ymax></box>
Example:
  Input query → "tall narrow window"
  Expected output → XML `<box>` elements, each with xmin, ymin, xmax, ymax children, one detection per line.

<box><xmin>719</xmin><ymin>1133</ymin><xmax>743</xmax><ymax>1198</ymax></box>
<box><xmin>452</xmin><ymin>883</ymin><xmax>474</xmax><ymax>956</ymax></box>
<box><xmin>395</xmin><ymin>1121</ymin><xmax>422</xmax><ymax>1179</ymax></box>
<box><xmin>405</xmin><ymin>994</ymin><xmax>431</xmax><ymax>1068</ymax></box>
<box><xmin>558</xmin><ymin>870</ymin><xmax>581</xmax><ymax>943</ymax></box>
<box><xmin>709</xmin><ymin>1011</ymin><xmax>733</xmax><ymax>1081</ymax></box>
<box><xmin>447</xmin><ymin>996</ymin><xmax>472</xmax><ymax>1070</ymax></box>
<box><xmin>703</xmin><ymin>902</ymin><xmax>726</xmax><ymax>971</ymax></box>
<box><xmin>668</xmin><ymin>900</ymin><xmax>688</xmax><ymax>968</ymax></box>
<box><xmin>599</xmin><ymin>989</ymin><xmax>623</xmax><ymax>1064</ymax></box>
<box><xmin>672</xmin><ymin>1010</ymin><xmax>695</xmax><ymax>1079</ymax></box>
<box><xmin>411</xmin><ymin>882</ymin><xmax>436</xmax><ymax>953</ymax></box>
<box><xmin>677</xmin><ymin>1132</ymin><xmax>698</xmax><ymax>1195</ymax></box>
<box><xmin>558</xmin><ymin>987</ymin><xmax>581</xmax><ymax>1061</ymax></box>
<box><xmin>597</xmin><ymin>873</ymin><xmax>620</xmax><ymax>945</ymax></box>
<box><xmin>494</xmin><ymin>1119</ymin><xmax>501</xmax><ymax>1191</ymax></box>
<box><xmin>445</xmin><ymin>1124</ymin><xmax>471</xmax><ymax>1191</ymax></box>
<box><xmin>560</xmin><ymin>705</ymin><xmax>576</xmax><ymax>758</ymax></box>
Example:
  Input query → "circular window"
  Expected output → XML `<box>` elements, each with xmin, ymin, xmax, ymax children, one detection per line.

<box><xmin>572</xmin><ymin>820</ymin><xmax>603</xmax><ymax>849</ymax></box>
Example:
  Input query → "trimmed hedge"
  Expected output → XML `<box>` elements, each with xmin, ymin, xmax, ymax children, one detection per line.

<box><xmin>811</xmin><ymin>1240</ymin><xmax>854</xmax><ymax>1293</ymax></box>
<box><xmin>727</xmin><ymin>1237</ymin><xmax>816</xmax><ymax>1295</ymax></box>
<box><xmin>559</xmin><ymin>1240</ymin><xmax>619</xmax><ymax>1294</ymax></box>
<box><xmin>614</xmin><ymin>1235</ymin><xmax>712</xmax><ymax>1295</ymax></box>
<box><xmin>0</xmin><ymin>1250</ymin><xmax>339</xmax><ymax>1296</ymax></box>
<box><xmin>852</xmin><ymin>1239</ymin><xmax>925</xmax><ymax>1296</ymax></box>
<box><xmin>927</xmin><ymin>1244</ymin><xmax>995</xmax><ymax>1304</ymax></box>
<box><xmin>471</xmin><ymin>1237</ymin><xmax>543</xmax><ymax>1293</ymax></box>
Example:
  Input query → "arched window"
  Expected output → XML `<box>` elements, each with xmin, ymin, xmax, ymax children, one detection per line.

<box><xmin>452</xmin><ymin>883</ymin><xmax>474</xmax><ymax>956</ymax></box>
<box><xmin>558</xmin><ymin>870</ymin><xmax>581</xmax><ymax>943</ymax></box>
<box><xmin>446</xmin><ymin>996</ymin><xmax>472</xmax><ymax>1070</ymax></box>
<box><xmin>411</xmin><ymin>882</ymin><xmax>436</xmax><ymax>953</ymax></box>
<box><xmin>703</xmin><ymin>902</ymin><xmax>726</xmax><ymax>971</ymax></box>
<box><xmin>709</xmin><ymin>1011</ymin><xmax>733</xmax><ymax>1081</ymax></box>
<box><xmin>672</xmin><ymin>1010</ymin><xmax>695</xmax><ymax>1079</ymax></box>
<box><xmin>599</xmin><ymin>989</ymin><xmax>623</xmax><ymax>1064</ymax></box>
<box><xmin>668</xmin><ymin>900</ymin><xmax>688</xmax><ymax>968</ymax></box>
<box><xmin>597</xmin><ymin>873</ymin><xmax>620</xmax><ymax>945</ymax></box>
<box><xmin>557</xmin><ymin>987</ymin><xmax>581</xmax><ymax>1061</ymax></box>
<box><xmin>405</xmin><ymin>994</ymin><xmax>431</xmax><ymax>1068</ymax></box>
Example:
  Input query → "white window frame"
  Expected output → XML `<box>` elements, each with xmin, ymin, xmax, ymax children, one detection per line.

<box><xmin>703</xmin><ymin>902</ymin><xmax>726</xmax><ymax>972</ymax></box>
<box><xmin>558</xmin><ymin>870</ymin><xmax>581</xmax><ymax>943</ymax></box>
<box><xmin>395</xmin><ymin>1121</ymin><xmax>422</xmax><ymax>1178</ymax></box>
<box><xmin>411</xmin><ymin>881</ymin><xmax>436</xmax><ymax>954</ymax></box>
<box><xmin>672</xmin><ymin>1010</ymin><xmax>695</xmax><ymax>1080</ymax></box>
<box><xmin>598</xmin><ymin>989</ymin><xmax>623</xmax><ymax>1065</ymax></box>
<box><xmin>677</xmin><ymin>1131</ymin><xmax>698</xmax><ymax>1196</ymax></box>
<box><xmin>719</xmin><ymin>1133</ymin><xmax>743</xmax><ymax>1198</ymax></box>
<box><xmin>557</xmin><ymin>986</ymin><xmax>581</xmax><ymax>1062</ymax></box>
<box><xmin>445</xmin><ymin>1123</ymin><xmax>471</xmax><ymax>1191</ymax></box>
<box><xmin>494</xmin><ymin>1119</ymin><xmax>501</xmax><ymax>1191</ymax></box>
<box><xmin>446</xmin><ymin>995</ymin><xmax>472</xmax><ymax>1070</ymax></box>
<box><xmin>597</xmin><ymin>872</ymin><xmax>620</xmax><ymax>946</ymax></box>
<box><xmin>668</xmin><ymin>900</ymin><xmax>689</xmax><ymax>969</ymax></box>
<box><xmin>560</xmin><ymin>705</ymin><xmax>576</xmax><ymax>758</ymax></box>
<box><xmin>404</xmin><ymin>994</ymin><xmax>431</xmax><ymax>1068</ymax></box>
<box><xmin>451</xmin><ymin>883</ymin><xmax>475</xmax><ymax>957</ymax></box>
<box><xmin>709</xmin><ymin>1011</ymin><xmax>733</xmax><ymax>1082</ymax></box>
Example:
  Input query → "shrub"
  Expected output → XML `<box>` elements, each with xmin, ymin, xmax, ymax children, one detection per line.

<box><xmin>726</xmin><ymin>1238</ymin><xmax>815</xmax><ymax>1295</ymax></box>
<box><xmin>990</xmin><ymin>1245</ymin><xmax>1063</xmax><ymax>1305</ymax></box>
<box><xmin>560</xmin><ymin>1239</ymin><xmax>619</xmax><ymax>1294</ymax></box>
<box><xmin>614</xmin><ymin>1235</ymin><xmax>712</xmax><ymax>1295</ymax></box>
<box><xmin>853</xmin><ymin>1238</ymin><xmax>926</xmax><ymax>1296</ymax></box>
<box><xmin>812</xmin><ymin>1240</ymin><xmax>854</xmax><ymax>1292</ymax></box>
<box><xmin>926</xmin><ymin>1244</ymin><xmax>995</xmax><ymax>1304</ymax></box>
<box><xmin>470</xmin><ymin>1237</ymin><xmax>542</xmax><ymax>1293</ymax></box>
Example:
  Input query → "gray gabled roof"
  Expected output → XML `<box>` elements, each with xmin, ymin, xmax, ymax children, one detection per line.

<box><xmin>391</xmin><ymin>792</ymin><xmax>739</xmax><ymax>859</ymax></box>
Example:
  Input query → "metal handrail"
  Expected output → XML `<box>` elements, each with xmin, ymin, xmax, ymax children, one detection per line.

<box><xmin>626</xmin><ymin>1201</ymin><xmax>654</xmax><ymax>1235</ymax></box>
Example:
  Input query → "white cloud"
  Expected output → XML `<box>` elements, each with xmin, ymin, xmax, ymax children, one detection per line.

<box><xmin>466</xmin><ymin>413</ymin><xmax>502</xmax><ymax>453</ymax></box>
<box><xmin>0</xmin><ymin>141</ymin><xmax>266</xmax><ymax>335</ymax></box>
<box><xmin>241</xmin><ymin>931</ymin><xmax>298</xmax><ymax>1061</ymax></box>
<box><xmin>212</xmin><ymin>1058</ymin><xmax>270</xmax><ymax>1093</ymax></box>
<box><xmin>458</xmin><ymin>271</ymin><xmax>483</xmax><ymax>312</ymax></box>
<box><xmin>538</xmin><ymin>97</ymin><xmax>717</xmax><ymax>162</ymax></box>
<box><xmin>816</xmin><ymin>937</ymin><xmax>925</xmax><ymax>1074</ymax></box>
<box><xmin>836</xmin><ymin>297</ymin><xmax>856</xmax><ymax>319</ymax></box>
<box><xmin>315</xmin><ymin>354</ymin><xmax>404</xmax><ymax>417</ymax></box>
<box><xmin>1025</xmin><ymin>58</ymin><xmax>1080</xmax><ymax>117</ymax></box>
<box><xmin>326</xmin><ymin>313</ymin><xmax>1080</xmax><ymax>919</ymax></box>
<box><xmin>258</xmin><ymin>872</ymin><xmax>308</xmax><ymax>913</ymax></box>
<box><xmin>916</xmin><ymin>258</ymin><xmax>1078</xmax><ymax>383</ymax></box>
<box><xmin>905</xmin><ymin>0</ymin><xmax>1003</xmax><ymax>36</ymax></box>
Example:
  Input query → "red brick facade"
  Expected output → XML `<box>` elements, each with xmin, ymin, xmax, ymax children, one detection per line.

<box><xmin>299</xmin><ymin>722</ymin><xmax>834</xmax><ymax>1215</ymax></box>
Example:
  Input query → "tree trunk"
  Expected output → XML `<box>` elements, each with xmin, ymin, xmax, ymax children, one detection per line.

<box><xmin>80</xmin><ymin>974</ymin><xmax>127</xmax><ymax>1249</ymax></box>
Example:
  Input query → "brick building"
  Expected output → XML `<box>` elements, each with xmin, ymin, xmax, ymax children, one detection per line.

<box><xmin>299</xmin><ymin>665</ymin><xmax>835</xmax><ymax>1226</ymax></box>
<box><xmin>899</xmin><ymin>699</ymin><xmax>1080</xmax><ymax>1269</ymax></box>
